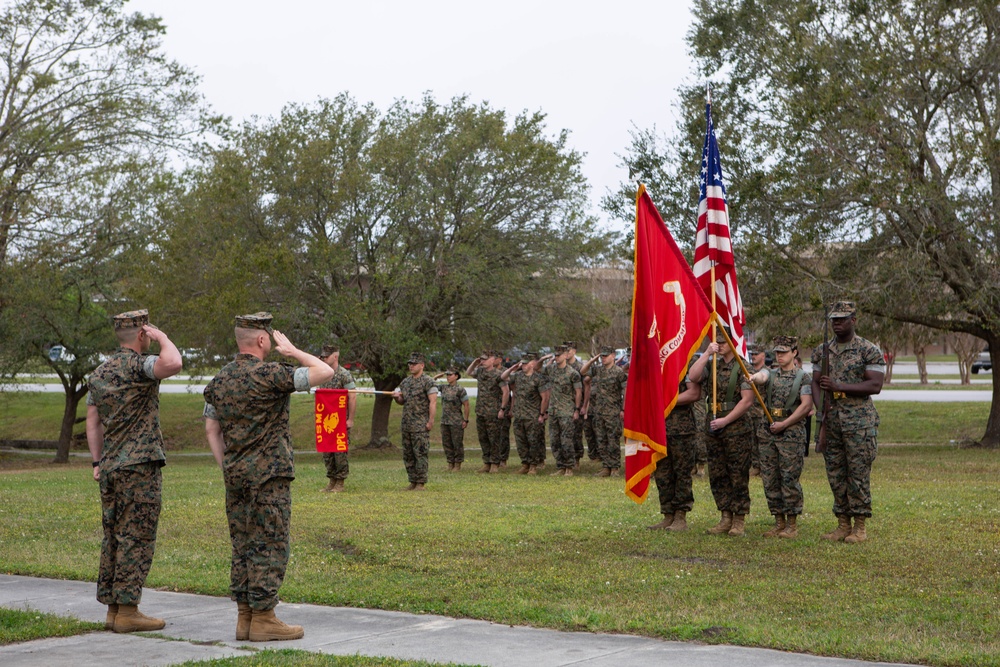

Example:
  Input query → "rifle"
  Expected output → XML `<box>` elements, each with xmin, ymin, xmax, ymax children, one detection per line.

<box><xmin>816</xmin><ymin>306</ymin><xmax>831</xmax><ymax>453</ymax></box>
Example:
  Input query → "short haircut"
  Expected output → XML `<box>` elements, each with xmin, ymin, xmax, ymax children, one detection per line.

<box><xmin>115</xmin><ymin>328</ymin><xmax>140</xmax><ymax>345</ymax></box>
<box><xmin>235</xmin><ymin>326</ymin><xmax>268</xmax><ymax>348</ymax></box>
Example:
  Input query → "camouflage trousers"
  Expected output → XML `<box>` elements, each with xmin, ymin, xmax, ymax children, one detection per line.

<box><xmin>695</xmin><ymin>432</ymin><xmax>708</xmax><ymax>466</ymax></box>
<box><xmin>822</xmin><ymin>416</ymin><xmax>878</xmax><ymax>517</ymax></box>
<box><xmin>402</xmin><ymin>429</ymin><xmax>430</xmax><ymax>484</ymax></box>
<box><xmin>440</xmin><ymin>423</ymin><xmax>466</xmax><ymax>464</ymax></box>
<box><xmin>513</xmin><ymin>417</ymin><xmax>546</xmax><ymax>465</ymax></box>
<box><xmin>653</xmin><ymin>433</ymin><xmax>696</xmax><ymax>515</ymax></box>
<box><xmin>749</xmin><ymin>412</ymin><xmax>763</xmax><ymax>470</ymax></box>
<box><xmin>549</xmin><ymin>416</ymin><xmax>577</xmax><ymax>469</ymax></box>
<box><xmin>499</xmin><ymin>415</ymin><xmax>512</xmax><ymax>463</ymax></box>
<box><xmin>584</xmin><ymin>415</ymin><xmax>599</xmax><ymax>460</ymax></box>
<box><xmin>475</xmin><ymin>415</ymin><xmax>503</xmax><ymax>465</ymax></box>
<box><xmin>98</xmin><ymin>462</ymin><xmax>162</xmax><ymax>606</ymax></box>
<box><xmin>705</xmin><ymin>426</ymin><xmax>753</xmax><ymax>515</ymax></box>
<box><xmin>573</xmin><ymin>415</ymin><xmax>584</xmax><ymax>461</ymax></box>
<box><xmin>225</xmin><ymin>476</ymin><xmax>292</xmax><ymax>611</ymax></box>
<box><xmin>757</xmin><ymin>422</ymin><xmax>806</xmax><ymax>516</ymax></box>
<box><xmin>592</xmin><ymin>414</ymin><xmax>623</xmax><ymax>470</ymax></box>
<box><xmin>322</xmin><ymin>428</ymin><xmax>350</xmax><ymax>480</ymax></box>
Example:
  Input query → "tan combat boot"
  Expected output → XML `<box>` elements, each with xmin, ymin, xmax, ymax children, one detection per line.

<box><xmin>236</xmin><ymin>602</ymin><xmax>252</xmax><ymax>641</ymax></box>
<box><xmin>779</xmin><ymin>514</ymin><xmax>799</xmax><ymax>539</ymax></box>
<box><xmin>762</xmin><ymin>514</ymin><xmax>786</xmax><ymax>538</ymax></box>
<box><xmin>695</xmin><ymin>464</ymin><xmax>706</xmax><ymax>477</ymax></box>
<box><xmin>452</xmin><ymin>462</ymin><xmax>461</xmax><ymax>472</ymax></box>
<box><xmin>113</xmin><ymin>605</ymin><xmax>165</xmax><ymax>633</ymax></box>
<box><xmin>489</xmin><ymin>464</ymin><xmax>500</xmax><ymax>473</ymax></box>
<box><xmin>728</xmin><ymin>514</ymin><xmax>747</xmax><ymax>537</ymax></box>
<box><xmin>404</xmin><ymin>483</ymin><xmax>417</xmax><ymax>491</ymax></box>
<box><xmin>321</xmin><ymin>479</ymin><xmax>336</xmax><ymax>493</ymax></box>
<box><xmin>248</xmin><ymin>608</ymin><xmax>304</xmax><ymax>642</ymax></box>
<box><xmin>476</xmin><ymin>463</ymin><xmax>491</xmax><ymax>473</ymax></box>
<box><xmin>446</xmin><ymin>462</ymin><xmax>454</xmax><ymax>472</ymax></box>
<box><xmin>821</xmin><ymin>514</ymin><xmax>852</xmax><ymax>541</ymax></box>
<box><xmin>550</xmin><ymin>468</ymin><xmax>565</xmax><ymax>476</ymax></box>
<box><xmin>526</xmin><ymin>465</ymin><xmax>537</xmax><ymax>475</ymax></box>
<box><xmin>666</xmin><ymin>510</ymin><xmax>688</xmax><ymax>532</ymax></box>
<box><xmin>413</xmin><ymin>483</ymin><xmax>426</xmax><ymax>491</ymax></box>
<box><xmin>105</xmin><ymin>603</ymin><xmax>118</xmax><ymax>630</ymax></box>
<box><xmin>331</xmin><ymin>479</ymin><xmax>345</xmax><ymax>493</ymax></box>
<box><xmin>593</xmin><ymin>468</ymin><xmax>611</xmax><ymax>478</ymax></box>
<box><xmin>844</xmin><ymin>516</ymin><xmax>867</xmax><ymax>543</ymax></box>
<box><xmin>647</xmin><ymin>513</ymin><xmax>674</xmax><ymax>530</ymax></box>
<box><xmin>563</xmin><ymin>467</ymin><xmax>574</xmax><ymax>477</ymax></box>
<box><xmin>707</xmin><ymin>511</ymin><xmax>733</xmax><ymax>535</ymax></box>
<box><xmin>517</xmin><ymin>463</ymin><xmax>531</xmax><ymax>474</ymax></box>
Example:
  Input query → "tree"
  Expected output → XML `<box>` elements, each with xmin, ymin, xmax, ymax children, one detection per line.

<box><xmin>0</xmin><ymin>0</ymin><xmax>207</xmax><ymax>273</ymax></box>
<box><xmin>142</xmin><ymin>94</ymin><xmax>604</xmax><ymax>447</ymax></box>
<box><xmin>608</xmin><ymin>0</ymin><xmax>1000</xmax><ymax>447</ymax></box>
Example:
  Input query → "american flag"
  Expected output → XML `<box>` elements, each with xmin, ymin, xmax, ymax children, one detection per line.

<box><xmin>692</xmin><ymin>101</ymin><xmax>746</xmax><ymax>358</ymax></box>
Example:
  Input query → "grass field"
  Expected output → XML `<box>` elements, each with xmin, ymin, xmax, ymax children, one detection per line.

<box><xmin>0</xmin><ymin>608</ymin><xmax>100</xmax><ymax>645</ymax></box>
<box><xmin>1</xmin><ymin>443</ymin><xmax>999</xmax><ymax>666</ymax></box>
<box><xmin>177</xmin><ymin>651</ymin><xmax>477</xmax><ymax>667</ymax></box>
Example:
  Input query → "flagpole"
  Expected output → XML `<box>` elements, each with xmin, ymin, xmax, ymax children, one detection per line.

<box><xmin>714</xmin><ymin>318</ymin><xmax>774</xmax><ymax>425</ymax></box>
<box><xmin>711</xmin><ymin>265</ymin><xmax>718</xmax><ymax>421</ymax></box>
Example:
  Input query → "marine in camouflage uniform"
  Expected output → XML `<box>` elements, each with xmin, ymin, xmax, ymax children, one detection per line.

<box><xmin>318</xmin><ymin>344</ymin><xmax>356</xmax><ymax>492</ymax></box>
<box><xmin>436</xmin><ymin>368</ymin><xmax>469</xmax><ymax>470</ymax></box>
<box><xmin>582</xmin><ymin>346</ymin><xmax>628</xmax><ymax>475</ymax></box>
<box><xmin>545</xmin><ymin>346</ymin><xmax>583</xmax><ymax>475</ymax></box>
<box><xmin>649</xmin><ymin>373</ymin><xmax>701</xmax><ymax>531</ymax></box>
<box><xmin>393</xmin><ymin>352</ymin><xmax>438</xmax><ymax>489</ymax></box>
<box><xmin>204</xmin><ymin>313</ymin><xmax>334</xmax><ymax>641</ymax></box>
<box><xmin>468</xmin><ymin>351</ymin><xmax>505</xmax><ymax>472</ymax></box>
<box><xmin>564</xmin><ymin>342</ymin><xmax>586</xmax><ymax>463</ymax></box>
<box><xmin>747</xmin><ymin>343</ymin><xmax>768</xmax><ymax>476</ymax></box>
<box><xmin>86</xmin><ymin>309</ymin><xmax>182</xmax><ymax>633</ymax></box>
<box><xmin>689</xmin><ymin>327</ymin><xmax>756</xmax><ymax>536</ymax></box>
<box><xmin>501</xmin><ymin>352</ymin><xmax>550</xmax><ymax>473</ymax></box>
<box><xmin>811</xmin><ymin>302</ymin><xmax>885</xmax><ymax>543</ymax></box>
<box><xmin>751</xmin><ymin>336</ymin><xmax>813</xmax><ymax>539</ymax></box>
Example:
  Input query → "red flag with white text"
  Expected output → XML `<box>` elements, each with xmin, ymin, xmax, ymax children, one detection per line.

<box><xmin>624</xmin><ymin>185</ymin><xmax>713</xmax><ymax>504</ymax></box>
<box><xmin>315</xmin><ymin>389</ymin><xmax>349</xmax><ymax>453</ymax></box>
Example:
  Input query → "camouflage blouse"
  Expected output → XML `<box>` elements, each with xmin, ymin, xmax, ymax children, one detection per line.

<box><xmin>508</xmin><ymin>370</ymin><xmax>548</xmax><ymax>420</ymax></box>
<box><xmin>811</xmin><ymin>335</ymin><xmax>883</xmax><ymax>428</ymax></box>
<box><xmin>588</xmin><ymin>363</ymin><xmax>628</xmax><ymax>416</ymax></box>
<box><xmin>87</xmin><ymin>348</ymin><xmax>164</xmax><ymax>473</ymax></box>
<box><xmin>546</xmin><ymin>364</ymin><xmax>582</xmax><ymax>419</ymax></box>
<box><xmin>699</xmin><ymin>356</ymin><xmax>752</xmax><ymax>435</ymax></box>
<box><xmin>398</xmin><ymin>374</ymin><xmax>438</xmax><ymax>432</ymax></box>
<box><xmin>437</xmin><ymin>382</ymin><xmax>468</xmax><ymax>427</ymax></box>
<box><xmin>203</xmin><ymin>353</ymin><xmax>311</xmax><ymax>486</ymax></box>
<box><xmin>319</xmin><ymin>365</ymin><xmax>356</xmax><ymax>391</ymax></box>
<box><xmin>665</xmin><ymin>377</ymin><xmax>698</xmax><ymax>436</ymax></box>
<box><xmin>472</xmin><ymin>366</ymin><xmax>505</xmax><ymax>417</ymax></box>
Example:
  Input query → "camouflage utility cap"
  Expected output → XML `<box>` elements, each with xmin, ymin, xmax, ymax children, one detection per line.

<box><xmin>235</xmin><ymin>312</ymin><xmax>273</xmax><ymax>332</ymax></box>
<box><xmin>829</xmin><ymin>301</ymin><xmax>857</xmax><ymax>318</ymax></box>
<box><xmin>748</xmin><ymin>342</ymin><xmax>765</xmax><ymax>355</ymax></box>
<box><xmin>445</xmin><ymin>367</ymin><xmax>461</xmax><ymax>377</ymax></box>
<box><xmin>113</xmin><ymin>309</ymin><xmax>150</xmax><ymax>330</ymax></box>
<box><xmin>520</xmin><ymin>351</ymin><xmax>538</xmax><ymax>363</ymax></box>
<box><xmin>771</xmin><ymin>336</ymin><xmax>797</xmax><ymax>352</ymax></box>
<box><xmin>408</xmin><ymin>352</ymin><xmax>425</xmax><ymax>364</ymax></box>
<box><xmin>553</xmin><ymin>345</ymin><xmax>568</xmax><ymax>354</ymax></box>
<box><xmin>599</xmin><ymin>345</ymin><xmax>615</xmax><ymax>356</ymax></box>
<box><xmin>562</xmin><ymin>341</ymin><xmax>577</xmax><ymax>349</ymax></box>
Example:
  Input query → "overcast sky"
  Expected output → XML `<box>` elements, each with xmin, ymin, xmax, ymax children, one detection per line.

<box><xmin>129</xmin><ymin>0</ymin><xmax>699</xmax><ymax>229</ymax></box>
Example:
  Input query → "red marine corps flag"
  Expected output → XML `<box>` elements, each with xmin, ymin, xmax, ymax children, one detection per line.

<box><xmin>315</xmin><ymin>389</ymin><xmax>349</xmax><ymax>453</ymax></box>
<box><xmin>624</xmin><ymin>184</ymin><xmax>713</xmax><ymax>503</ymax></box>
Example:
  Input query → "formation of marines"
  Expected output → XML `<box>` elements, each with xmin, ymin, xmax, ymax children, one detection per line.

<box><xmin>84</xmin><ymin>300</ymin><xmax>882</xmax><ymax>642</ymax></box>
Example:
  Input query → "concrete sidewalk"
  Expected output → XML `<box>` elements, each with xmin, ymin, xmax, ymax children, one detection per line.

<box><xmin>0</xmin><ymin>574</ymin><xmax>916</xmax><ymax>667</ymax></box>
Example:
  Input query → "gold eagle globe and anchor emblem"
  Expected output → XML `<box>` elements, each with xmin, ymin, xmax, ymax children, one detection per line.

<box><xmin>322</xmin><ymin>411</ymin><xmax>340</xmax><ymax>434</ymax></box>
<box><xmin>646</xmin><ymin>281</ymin><xmax>687</xmax><ymax>371</ymax></box>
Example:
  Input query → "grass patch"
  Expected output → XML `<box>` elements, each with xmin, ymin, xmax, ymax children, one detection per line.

<box><xmin>1</xmin><ymin>447</ymin><xmax>999</xmax><ymax>666</ymax></box>
<box><xmin>0</xmin><ymin>607</ymin><xmax>101</xmax><ymax>644</ymax></box>
<box><xmin>876</xmin><ymin>402</ymin><xmax>991</xmax><ymax>443</ymax></box>
<box><xmin>177</xmin><ymin>649</ymin><xmax>479</xmax><ymax>666</ymax></box>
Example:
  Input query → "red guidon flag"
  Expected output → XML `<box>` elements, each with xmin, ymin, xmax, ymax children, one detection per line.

<box><xmin>315</xmin><ymin>389</ymin><xmax>349</xmax><ymax>453</ymax></box>
<box><xmin>624</xmin><ymin>184</ymin><xmax>713</xmax><ymax>503</ymax></box>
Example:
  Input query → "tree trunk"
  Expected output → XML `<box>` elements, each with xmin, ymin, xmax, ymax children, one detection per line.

<box><xmin>365</xmin><ymin>374</ymin><xmax>403</xmax><ymax>449</ymax></box>
<box><xmin>915</xmin><ymin>347</ymin><xmax>928</xmax><ymax>384</ymax></box>
<box><xmin>53</xmin><ymin>383</ymin><xmax>88</xmax><ymax>463</ymax></box>
<box><xmin>883</xmin><ymin>348</ymin><xmax>896</xmax><ymax>384</ymax></box>
<box><xmin>977</xmin><ymin>334</ymin><xmax>999</xmax><ymax>449</ymax></box>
